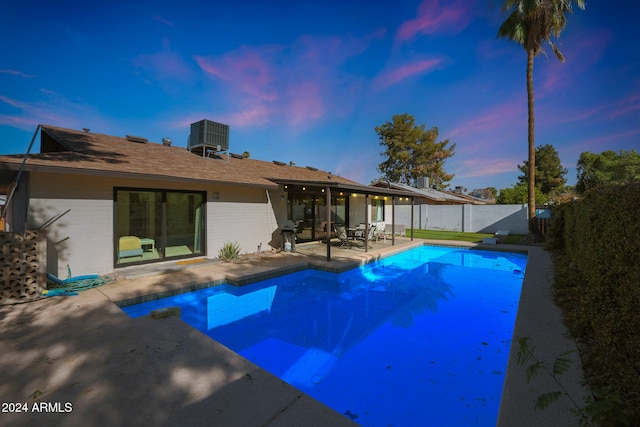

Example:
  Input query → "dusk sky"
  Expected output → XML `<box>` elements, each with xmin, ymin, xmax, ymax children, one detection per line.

<box><xmin>1</xmin><ymin>0</ymin><xmax>638</xmax><ymax>191</ymax></box>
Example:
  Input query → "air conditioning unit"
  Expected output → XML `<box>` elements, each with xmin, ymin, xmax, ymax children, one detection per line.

<box><xmin>188</xmin><ymin>120</ymin><xmax>229</xmax><ymax>155</ymax></box>
<box><xmin>416</xmin><ymin>176</ymin><xmax>429</xmax><ymax>189</ymax></box>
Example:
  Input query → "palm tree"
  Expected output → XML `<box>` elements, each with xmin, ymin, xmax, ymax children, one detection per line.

<box><xmin>497</xmin><ymin>0</ymin><xmax>584</xmax><ymax>232</ymax></box>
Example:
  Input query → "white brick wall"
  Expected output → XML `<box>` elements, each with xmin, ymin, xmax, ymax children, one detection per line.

<box><xmin>27</xmin><ymin>172</ymin><xmax>286</xmax><ymax>276</ymax></box>
<box><xmin>207</xmin><ymin>187</ymin><xmax>281</xmax><ymax>257</ymax></box>
<box><xmin>29</xmin><ymin>173</ymin><xmax>114</xmax><ymax>277</ymax></box>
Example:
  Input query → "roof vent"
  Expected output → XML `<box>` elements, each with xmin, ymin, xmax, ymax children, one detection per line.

<box><xmin>82</xmin><ymin>127</ymin><xmax>91</xmax><ymax>133</ymax></box>
<box><xmin>162</xmin><ymin>137</ymin><xmax>172</xmax><ymax>146</ymax></box>
<box><xmin>273</xmin><ymin>160</ymin><xmax>286</xmax><ymax>166</ymax></box>
<box><xmin>125</xmin><ymin>135</ymin><xmax>148</xmax><ymax>143</ymax></box>
<box><xmin>229</xmin><ymin>153</ymin><xmax>245</xmax><ymax>159</ymax></box>
<box><xmin>306</xmin><ymin>166</ymin><xmax>318</xmax><ymax>171</ymax></box>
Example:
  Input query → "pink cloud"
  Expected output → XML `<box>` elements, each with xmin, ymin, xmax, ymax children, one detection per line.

<box><xmin>134</xmin><ymin>50</ymin><xmax>194</xmax><ymax>83</ymax></box>
<box><xmin>454</xmin><ymin>156</ymin><xmax>519</xmax><ymax>179</ymax></box>
<box><xmin>477</xmin><ymin>39</ymin><xmax>517</xmax><ymax>60</ymax></box>
<box><xmin>193</xmin><ymin>32</ymin><xmax>380</xmax><ymax>130</ymax></box>
<box><xmin>573</xmin><ymin>129</ymin><xmax>640</xmax><ymax>152</ymax></box>
<box><xmin>396</xmin><ymin>0</ymin><xmax>472</xmax><ymax>42</ymax></box>
<box><xmin>152</xmin><ymin>15</ymin><xmax>173</xmax><ymax>27</ymax></box>
<box><xmin>608</xmin><ymin>93</ymin><xmax>640</xmax><ymax>119</ymax></box>
<box><xmin>541</xmin><ymin>91</ymin><xmax>640</xmax><ymax>127</ymax></box>
<box><xmin>0</xmin><ymin>94</ymin><xmax>111</xmax><ymax>132</ymax></box>
<box><xmin>222</xmin><ymin>105</ymin><xmax>272</xmax><ymax>127</ymax></box>
<box><xmin>0</xmin><ymin>115</ymin><xmax>37</xmax><ymax>129</ymax></box>
<box><xmin>374</xmin><ymin>58</ymin><xmax>444</xmax><ymax>89</ymax></box>
<box><xmin>448</xmin><ymin>98</ymin><xmax>526</xmax><ymax>141</ymax></box>
<box><xmin>286</xmin><ymin>82</ymin><xmax>326</xmax><ymax>125</ymax></box>
<box><xmin>195</xmin><ymin>47</ymin><xmax>279</xmax><ymax>102</ymax></box>
<box><xmin>538</xmin><ymin>29</ymin><xmax>612</xmax><ymax>97</ymax></box>
<box><xmin>0</xmin><ymin>69</ymin><xmax>35</xmax><ymax>78</ymax></box>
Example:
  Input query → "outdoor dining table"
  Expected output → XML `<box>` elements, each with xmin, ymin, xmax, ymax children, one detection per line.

<box><xmin>347</xmin><ymin>227</ymin><xmax>365</xmax><ymax>241</ymax></box>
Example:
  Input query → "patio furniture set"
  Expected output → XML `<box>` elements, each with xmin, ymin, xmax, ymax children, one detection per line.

<box><xmin>334</xmin><ymin>223</ymin><xmax>405</xmax><ymax>249</ymax></box>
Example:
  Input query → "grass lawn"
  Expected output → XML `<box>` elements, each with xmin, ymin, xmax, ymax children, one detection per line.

<box><xmin>406</xmin><ymin>229</ymin><xmax>523</xmax><ymax>244</ymax></box>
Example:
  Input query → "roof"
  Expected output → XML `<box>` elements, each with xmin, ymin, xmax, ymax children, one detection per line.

<box><xmin>0</xmin><ymin>125</ymin><xmax>360</xmax><ymax>189</ymax></box>
<box><xmin>371</xmin><ymin>180</ymin><xmax>484</xmax><ymax>204</ymax></box>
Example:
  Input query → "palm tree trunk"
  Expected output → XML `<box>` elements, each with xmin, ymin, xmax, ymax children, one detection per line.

<box><xmin>527</xmin><ymin>48</ymin><xmax>536</xmax><ymax>233</ymax></box>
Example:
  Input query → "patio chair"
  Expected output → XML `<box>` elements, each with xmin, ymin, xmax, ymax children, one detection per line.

<box><xmin>335</xmin><ymin>225</ymin><xmax>350</xmax><ymax>248</ymax></box>
<box><xmin>372</xmin><ymin>223</ymin><xmax>385</xmax><ymax>241</ymax></box>
<box><xmin>354</xmin><ymin>224</ymin><xmax>376</xmax><ymax>249</ymax></box>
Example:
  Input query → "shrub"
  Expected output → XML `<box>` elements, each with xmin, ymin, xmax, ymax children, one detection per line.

<box><xmin>218</xmin><ymin>241</ymin><xmax>241</xmax><ymax>262</ymax></box>
<box><xmin>547</xmin><ymin>183</ymin><xmax>640</xmax><ymax>424</ymax></box>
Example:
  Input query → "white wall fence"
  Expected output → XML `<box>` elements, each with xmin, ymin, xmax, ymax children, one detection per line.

<box><xmin>387</xmin><ymin>204</ymin><xmax>529</xmax><ymax>235</ymax></box>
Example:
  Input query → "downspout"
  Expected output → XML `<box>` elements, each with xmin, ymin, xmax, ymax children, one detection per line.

<box><xmin>1</xmin><ymin>125</ymin><xmax>41</xmax><ymax>223</ymax></box>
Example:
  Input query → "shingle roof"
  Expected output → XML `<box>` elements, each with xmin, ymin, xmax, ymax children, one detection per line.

<box><xmin>371</xmin><ymin>180</ymin><xmax>483</xmax><ymax>204</ymax></box>
<box><xmin>0</xmin><ymin>125</ymin><xmax>359</xmax><ymax>189</ymax></box>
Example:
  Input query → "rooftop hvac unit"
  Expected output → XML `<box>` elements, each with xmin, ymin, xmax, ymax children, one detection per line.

<box><xmin>188</xmin><ymin>120</ymin><xmax>229</xmax><ymax>155</ymax></box>
<box><xmin>416</xmin><ymin>176</ymin><xmax>429</xmax><ymax>189</ymax></box>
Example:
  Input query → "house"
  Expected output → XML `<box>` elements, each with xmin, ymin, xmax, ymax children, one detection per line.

<box><xmin>371</xmin><ymin>180</ymin><xmax>488</xmax><ymax>205</ymax></box>
<box><xmin>370</xmin><ymin>180</ymin><xmax>527</xmax><ymax>233</ymax></box>
<box><xmin>0</xmin><ymin>124</ymin><xmax>415</xmax><ymax>277</ymax></box>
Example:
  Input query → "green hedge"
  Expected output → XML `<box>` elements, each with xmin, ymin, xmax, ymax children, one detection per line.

<box><xmin>546</xmin><ymin>183</ymin><xmax>640</xmax><ymax>424</ymax></box>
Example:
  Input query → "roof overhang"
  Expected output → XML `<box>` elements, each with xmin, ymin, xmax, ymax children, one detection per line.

<box><xmin>0</xmin><ymin>160</ymin><xmax>278</xmax><ymax>190</ymax></box>
<box><xmin>268</xmin><ymin>178</ymin><xmax>417</xmax><ymax>198</ymax></box>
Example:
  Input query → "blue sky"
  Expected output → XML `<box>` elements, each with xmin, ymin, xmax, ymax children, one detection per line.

<box><xmin>1</xmin><ymin>0</ymin><xmax>638</xmax><ymax>191</ymax></box>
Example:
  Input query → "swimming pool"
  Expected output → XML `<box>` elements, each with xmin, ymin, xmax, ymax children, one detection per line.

<box><xmin>122</xmin><ymin>245</ymin><xmax>527</xmax><ymax>426</ymax></box>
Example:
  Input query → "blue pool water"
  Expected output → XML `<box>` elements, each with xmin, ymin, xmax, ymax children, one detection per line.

<box><xmin>122</xmin><ymin>245</ymin><xmax>527</xmax><ymax>426</ymax></box>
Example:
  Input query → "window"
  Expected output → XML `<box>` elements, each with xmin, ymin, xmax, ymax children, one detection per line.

<box><xmin>115</xmin><ymin>188</ymin><xmax>205</xmax><ymax>266</ymax></box>
<box><xmin>371</xmin><ymin>199</ymin><xmax>384</xmax><ymax>222</ymax></box>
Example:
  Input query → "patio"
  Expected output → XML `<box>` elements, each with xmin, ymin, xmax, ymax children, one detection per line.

<box><xmin>0</xmin><ymin>239</ymin><xmax>588</xmax><ymax>426</ymax></box>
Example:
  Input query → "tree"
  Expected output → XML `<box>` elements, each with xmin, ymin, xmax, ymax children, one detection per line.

<box><xmin>498</xmin><ymin>0</ymin><xmax>585</xmax><ymax>226</ymax></box>
<box><xmin>576</xmin><ymin>150</ymin><xmax>640</xmax><ymax>193</ymax></box>
<box><xmin>497</xmin><ymin>183</ymin><xmax>547</xmax><ymax>204</ymax></box>
<box><xmin>517</xmin><ymin>144</ymin><xmax>567</xmax><ymax>195</ymax></box>
<box><xmin>376</xmin><ymin>113</ymin><xmax>456</xmax><ymax>189</ymax></box>
<box><xmin>470</xmin><ymin>187</ymin><xmax>498</xmax><ymax>200</ymax></box>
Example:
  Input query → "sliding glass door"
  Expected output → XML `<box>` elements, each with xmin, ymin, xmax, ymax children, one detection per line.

<box><xmin>115</xmin><ymin>188</ymin><xmax>205</xmax><ymax>266</ymax></box>
<box><xmin>288</xmin><ymin>192</ymin><xmax>348</xmax><ymax>242</ymax></box>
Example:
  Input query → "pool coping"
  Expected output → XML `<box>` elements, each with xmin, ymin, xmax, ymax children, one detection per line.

<box><xmin>114</xmin><ymin>239</ymin><xmax>529</xmax><ymax>308</ymax></box>
<box><xmin>113</xmin><ymin>240</ymin><xmax>427</xmax><ymax>307</ymax></box>
<box><xmin>0</xmin><ymin>239</ymin><xmax>589</xmax><ymax>426</ymax></box>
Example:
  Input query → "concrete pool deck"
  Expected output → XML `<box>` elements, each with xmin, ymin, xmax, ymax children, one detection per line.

<box><xmin>0</xmin><ymin>239</ymin><xmax>589</xmax><ymax>426</ymax></box>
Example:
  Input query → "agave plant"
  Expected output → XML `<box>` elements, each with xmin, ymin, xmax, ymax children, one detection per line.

<box><xmin>218</xmin><ymin>241</ymin><xmax>241</xmax><ymax>262</ymax></box>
